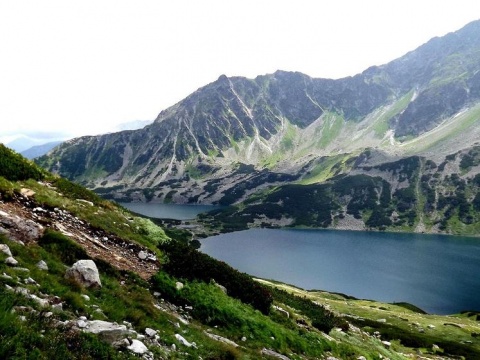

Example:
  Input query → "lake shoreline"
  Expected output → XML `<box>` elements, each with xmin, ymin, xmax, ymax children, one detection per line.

<box><xmin>200</xmin><ymin>228</ymin><xmax>480</xmax><ymax>315</ymax></box>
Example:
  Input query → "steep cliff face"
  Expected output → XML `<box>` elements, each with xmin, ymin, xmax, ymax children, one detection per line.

<box><xmin>37</xmin><ymin>20</ymin><xmax>480</xmax><ymax>204</ymax></box>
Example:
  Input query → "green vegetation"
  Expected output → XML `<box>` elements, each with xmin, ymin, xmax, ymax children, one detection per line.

<box><xmin>279</xmin><ymin>121</ymin><xmax>298</xmax><ymax>151</ymax></box>
<box><xmin>0</xmin><ymin>144</ymin><xmax>45</xmax><ymax>181</ymax></box>
<box><xmin>315</xmin><ymin>111</ymin><xmax>344</xmax><ymax>148</ymax></box>
<box><xmin>373</xmin><ymin>90</ymin><xmax>415</xmax><ymax>138</ymax></box>
<box><xmin>159</xmin><ymin>241</ymin><xmax>272</xmax><ymax>314</ymax></box>
<box><xmin>259</xmin><ymin>280</ymin><xmax>480</xmax><ymax>360</ymax></box>
<box><xmin>0</xmin><ymin>287</ymin><xmax>132</xmax><ymax>360</ymax></box>
<box><xmin>300</xmin><ymin>153</ymin><xmax>354</xmax><ymax>185</ymax></box>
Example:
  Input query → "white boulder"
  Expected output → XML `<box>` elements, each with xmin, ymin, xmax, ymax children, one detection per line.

<box><xmin>175</xmin><ymin>333</ymin><xmax>196</xmax><ymax>348</ymax></box>
<box><xmin>145</xmin><ymin>327</ymin><xmax>157</xmax><ymax>337</ymax></box>
<box><xmin>82</xmin><ymin>320</ymin><xmax>134</xmax><ymax>344</ymax></box>
<box><xmin>65</xmin><ymin>260</ymin><xmax>102</xmax><ymax>288</ymax></box>
<box><xmin>127</xmin><ymin>339</ymin><xmax>148</xmax><ymax>354</ymax></box>
<box><xmin>0</xmin><ymin>244</ymin><xmax>12</xmax><ymax>256</ymax></box>
<box><xmin>175</xmin><ymin>282</ymin><xmax>184</xmax><ymax>290</ymax></box>
<box><xmin>36</xmin><ymin>260</ymin><xmax>48</xmax><ymax>271</ymax></box>
<box><xmin>5</xmin><ymin>256</ymin><xmax>18</xmax><ymax>266</ymax></box>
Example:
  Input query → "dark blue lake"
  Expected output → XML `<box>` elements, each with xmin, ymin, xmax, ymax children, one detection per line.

<box><xmin>200</xmin><ymin>228</ymin><xmax>480</xmax><ymax>314</ymax></box>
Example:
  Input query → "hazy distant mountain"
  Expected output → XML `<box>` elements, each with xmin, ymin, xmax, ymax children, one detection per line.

<box><xmin>37</xmin><ymin>20</ymin><xmax>480</xmax><ymax>235</ymax></box>
<box><xmin>5</xmin><ymin>131</ymin><xmax>71</xmax><ymax>153</ymax></box>
<box><xmin>21</xmin><ymin>141</ymin><xmax>63</xmax><ymax>159</ymax></box>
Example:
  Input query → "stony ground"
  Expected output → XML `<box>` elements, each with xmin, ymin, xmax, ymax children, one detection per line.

<box><xmin>0</xmin><ymin>189</ymin><xmax>159</xmax><ymax>279</ymax></box>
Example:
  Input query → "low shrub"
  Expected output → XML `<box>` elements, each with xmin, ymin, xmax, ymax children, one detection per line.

<box><xmin>270</xmin><ymin>287</ymin><xmax>348</xmax><ymax>333</ymax></box>
<box><xmin>160</xmin><ymin>241</ymin><xmax>272</xmax><ymax>314</ymax></box>
<box><xmin>0</xmin><ymin>144</ymin><xmax>45</xmax><ymax>181</ymax></box>
<box><xmin>38</xmin><ymin>229</ymin><xmax>89</xmax><ymax>265</ymax></box>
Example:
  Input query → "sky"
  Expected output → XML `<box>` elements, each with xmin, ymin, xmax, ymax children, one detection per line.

<box><xmin>1</xmin><ymin>0</ymin><xmax>480</xmax><ymax>144</ymax></box>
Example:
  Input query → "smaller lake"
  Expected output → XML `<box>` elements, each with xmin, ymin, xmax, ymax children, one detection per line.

<box><xmin>119</xmin><ymin>202</ymin><xmax>219</xmax><ymax>220</ymax></box>
<box><xmin>200</xmin><ymin>228</ymin><xmax>480</xmax><ymax>314</ymax></box>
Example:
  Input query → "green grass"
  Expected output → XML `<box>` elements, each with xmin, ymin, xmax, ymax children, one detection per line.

<box><xmin>280</xmin><ymin>122</ymin><xmax>298</xmax><ymax>151</ymax></box>
<box><xmin>299</xmin><ymin>153</ymin><xmax>353</xmax><ymax>185</ymax></box>
<box><xmin>258</xmin><ymin>279</ymin><xmax>480</xmax><ymax>360</ymax></box>
<box><xmin>151</xmin><ymin>272</ymin><xmax>331</xmax><ymax>358</ymax></box>
<box><xmin>373</xmin><ymin>90</ymin><xmax>414</xmax><ymax>138</ymax></box>
<box><xmin>402</xmin><ymin>102</ymin><xmax>480</xmax><ymax>154</ymax></box>
<box><xmin>315</xmin><ymin>112</ymin><xmax>344</xmax><ymax>148</ymax></box>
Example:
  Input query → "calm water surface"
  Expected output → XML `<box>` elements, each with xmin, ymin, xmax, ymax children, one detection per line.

<box><xmin>120</xmin><ymin>202</ymin><xmax>220</xmax><ymax>220</ymax></box>
<box><xmin>200</xmin><ymin>228</ymin><xmax>480</xmax><ymax>314</ymax></box>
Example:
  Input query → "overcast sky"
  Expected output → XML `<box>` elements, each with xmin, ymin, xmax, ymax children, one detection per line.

<box><xmin>1</xmin><ymin>0</ymin><xmax>479</xmax><ymax>143</ymax></box>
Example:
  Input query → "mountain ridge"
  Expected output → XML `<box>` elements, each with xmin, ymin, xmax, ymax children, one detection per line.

<box><xmin>37</xmin><ymin>20</ymin><xmax>480</xmax><ymax>235</ymax></box>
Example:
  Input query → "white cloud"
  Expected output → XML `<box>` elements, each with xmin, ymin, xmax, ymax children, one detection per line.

<box><xmin>0</xmin><ymin>0</ymin><xmax>479</xmax><ymax>138</ymax></box>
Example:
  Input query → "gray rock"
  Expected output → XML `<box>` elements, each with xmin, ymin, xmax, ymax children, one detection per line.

<box><xmin>123</xmin><ymin>320</ymin><xmax>132</xmax><ymax>329</ymax></box>
<box><xmin>213</xmin><ymin>282</ymin><xmax>227</xmax><ymax>294</ymax></box>
<box><xmin>261</xmin><ymin>348</ymin><xmax>290</xmax><ymax>360</ymax></box>
<box><xmin>204</xmin><ymin>331</ymin><xmax>239</xmax><ymax>347</ymax></box>
<box><xmin>65</xmin><ymin>260</ymin><xmax>102</xmax><ymax>288</ymax></box>
<box><xmin>1</xmin><ymin>272</ymin><xmax>13</xmax><ymax>280</ymax></box>
<box><xmin>77</xmin><ymin>320</ymin><xmax>88</xmax><ymax>328</ymax></box>
<box><xmin>5</xmin><ymin>256</ymin><xmax>18</xmax><ymax>266</ymax></box>
<box><xmin>145</xmin><ymin>327</ymin><xmax>157</xmax><ymax>337</ymax></box>
<box><xmin>52</xmin><ymin>303</ymin><xmax>63</xmax><ymax>312</ymax></box>
<box><xmin>138</xmin><ymin>251</ymin><xmax>147</xmax><ymax>260</ymax></box>
<box><xmin>80</xmin><ymin>294</ymin><xmax>90</xmax><ymax>301</ymax></box>
<box><xmin>76</xmin><ymin>199</ymin><xmax>94</xmax><ymax>206</ymax></box>
<box><xmin>175</xmin><ymin>333</ymin><xmax>195</xmax><ymax>347</ymax></box>
<box><xmin>24</xmin><ymin>277</ymin><xmax>38</xmax><ymax>285</ymax></box>
<box><xmin>357</xmin><ymin>356</ymin><xmax>367</xmax><ymax>360</ymax></box>
<box><xmin>36</xmin><ymin>260</ymin><xmax>48</xmax><ymax>271</ymax></box>
<box><xmin>381</xmin><ymin>340</ymin><xmax>391</xmax><ymax>349</ymax></box>
<box><xmin>273</xmin><ymin>305</ymin><xmax>289</xmax><ymax>318</ymax></box>
<box><xmin>0</xmin><ymin>244</ymin><xmax>12</xmax><ymax>256</ymax></box>
<box><xmin>175</xmin><ymin>282</ymin><xmax>184</xmax><ymax>290</ymax></box>
<box><xmin>83</xmin><ymin>320</ymin><xmax>135</xmax><ymax>344</ymax></box>
<box><xmin>112</xmin><ymin>338</ymin><xmax>130</xmax><ymax>349</ymax></box>
<box><xmin>0</xmin><ymin>212</ymin><xmax>42</xmax><ymax>242</ymax></box>
<box><xmin>127</xmin><ymin>339</ymin><xmax>148</xmax><ymax>354</ymax></box>
<box><xmin>14</xmin><ymin>287</ymin><xmax>29</xmax><ymax>296</ymax></box>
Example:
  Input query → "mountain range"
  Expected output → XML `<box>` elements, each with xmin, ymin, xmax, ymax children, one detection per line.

<box><xmin>37</xmin><ymin>20</ymin><xmax>480</xmax><ymax>235</ymax></box>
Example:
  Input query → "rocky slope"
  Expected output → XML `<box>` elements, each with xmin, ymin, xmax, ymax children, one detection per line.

<box><xmin>37</xmin><ymin>21</ymin><xmax>480</xmax><ymax>206</ymax></box>
<box><xmin>201</xmin><ymin>147</ymin><xmax>480</xmax><ymax>235</ymax></box>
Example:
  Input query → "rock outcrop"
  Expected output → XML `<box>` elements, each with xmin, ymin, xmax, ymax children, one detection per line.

<box><xmin>65</xmin><ymin>260</ymin><xmax>102</xmax><ymax>288</ymax></box>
